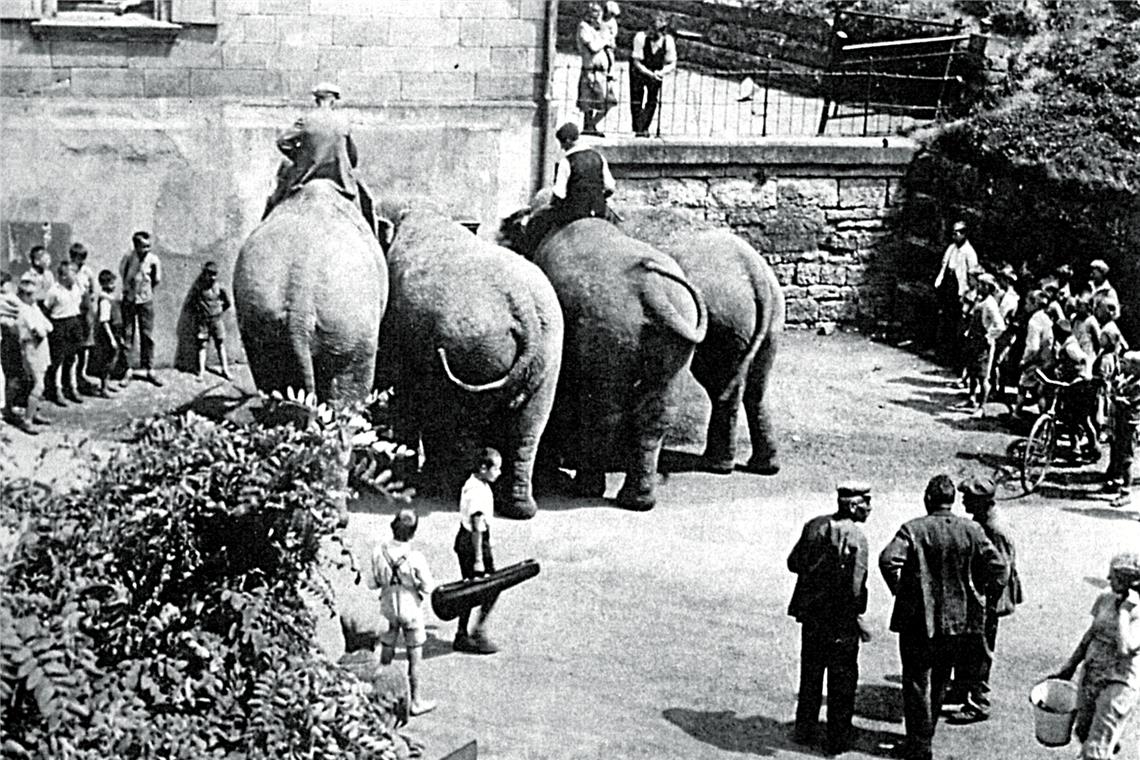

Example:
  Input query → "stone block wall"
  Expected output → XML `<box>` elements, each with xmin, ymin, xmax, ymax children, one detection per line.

<box><xmin>1</xmin><ymin>0</ymin><xmax>547</xmax><ymax>101</ymax></box>
<box><xmin>1</xmin><ymin>0</ymin><xmax>554</xmax><ymax>367</ymax></box>
<box><xmin>602</xmin><ymin>139</ymin><xmax>916</xmax><ymax>328</ymax></box>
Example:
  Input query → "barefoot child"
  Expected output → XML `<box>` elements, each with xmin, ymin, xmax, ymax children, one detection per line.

<box><xmin>366</xmin><ymin>508</ymin><xmax>437</xmax><ymax>717</ymax></box>
<box><xmin>190</xmin><ymin>261</ymin><xmax>232</xmax><ymax>380</ymax></box>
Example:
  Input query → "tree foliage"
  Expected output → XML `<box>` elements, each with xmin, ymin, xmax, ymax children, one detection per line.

<box><xmin>0</xmin><ymin>397</ymin><xmax>413</xmax><ymax>760</ymax></box>
<box><xmin>932</xmin><ymin>3</ymin><xmax>1140</xmax><ymax>191</ymax></box>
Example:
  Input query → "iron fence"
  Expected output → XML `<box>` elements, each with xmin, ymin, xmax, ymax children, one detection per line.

<box><xmin>550</xmin><ymin>58</ymin><xmax>946</xmax><ymax>139</ymax></box>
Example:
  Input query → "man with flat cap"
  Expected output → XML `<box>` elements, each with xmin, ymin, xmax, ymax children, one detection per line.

<box><xmin>787</xmin><ymin>482</ymin><xmax>873</xmax><ymax>755</ymax></box>
<box><xmin>1087</xmin><ymin>259</ymin><xmax>1119</xmax><ymax>312</ymax></box>
<box><xmin>525</xmin><ymin>122</ymin><xmax>617</xmax><ymax>249</ymax></box>
<box><xmin>879</xmin><ymin>475</ymin><xmax>1008</xmax><ymax>760</ymax></box>
<box><xmin>264</xmin><ymin>82</ymin><xmax>378</xmax><ymax>237</ymax></box>
<box><xmin>952</xmin><ymin>475</ymin><xmax>1022</xmax><ymax>724</ymax></box>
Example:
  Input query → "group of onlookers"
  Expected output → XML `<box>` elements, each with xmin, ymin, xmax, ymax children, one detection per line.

<box><xmin>1</xmin><ymin>232</ymin><xmax>233</xmax><ymax>435</ymax></box>
<box><xmin>574</xmin><ymin>2</ymin><xmax>678</xmax><ymax>138</ymax></box>
<box><xmin>788</xmin><ymin>477</ymin><xmax>1138</xmax><ymax>760</ymax></box>
<box><xmin>934</xmin><ymin>220</ymin><xmax>1139</xmax><ymax>507</ymax></box>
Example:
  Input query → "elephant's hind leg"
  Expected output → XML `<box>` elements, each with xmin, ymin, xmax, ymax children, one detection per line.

<box><xmin>741</xmin><ymin>337</ymin><xmax>779</xmax><ymax>475</ymax></box>
<box><xmin>692</xmin><ymin>345</ymin><xmax>745</xmax><ymax>474</ymax></box>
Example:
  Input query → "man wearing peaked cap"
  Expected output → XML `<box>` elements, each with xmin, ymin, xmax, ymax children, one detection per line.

<box><xmin>951</xmin><ymin>475</ymin><xmax>1022</xmax><ymax>724</ymax></box>
<box><xmin>786</xmin><ymin>481</ymin><xmax>872</xmax><ymax>754</ymax></box>
<box><xmin>1088</xmin><ymin>258</ymin><xmax>1120</xmax><ymax>314</ymax></box>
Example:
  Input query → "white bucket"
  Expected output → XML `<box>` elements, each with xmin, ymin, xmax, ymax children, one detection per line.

<box><xmin>1029</xmin><ymin>679</ymin><xmax>1079</xmax><ymax>747</ymax></box>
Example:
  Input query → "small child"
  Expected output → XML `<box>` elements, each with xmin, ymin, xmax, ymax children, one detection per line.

<box><xmin>13</xmin><ymin>274</ymin><xmax>53</xmax><ymax>434</ymax></box>
<box><xmin>69</xmin><ymin>242</ymin><xmax>99</xmax><ymax>395</ymax></box>
<box><xmin>0</xmin><ymin>271</ymin><xmax>21</xmax><ymax>422</ymax></box>
<box><xmin>42</xmin><ymin>260</ymin><xmax>85</xmax><ymax>406</ymax></box>
<box><xmin>366</xmin><ymin>508</ymin><xmax>436</xmax><ymax>717</ymax></box>
<box><xmin>25</xmin><ymin>245</ymin><xmax>54</xmax><ymax>312</ymax></box>
<box><xmin>1104</xmin><ymin>351</ymin><xmax>1140</xmax><ymax>508</ymax></box>
<box><xmin>453</xmin><ymin>447</ymin><xmax>503</xmax><ymax>655</ymax></box>
<box><xmin>90</xmin><ymin>270</ymin><xmax>125</xmax><ymax>396</ymax></box>
<box><xmin>190</xmin><ymin>261</ymin><xmax>232</xmax><ymax>380</ymax></box>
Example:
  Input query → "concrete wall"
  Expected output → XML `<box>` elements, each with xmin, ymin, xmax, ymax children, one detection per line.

<box><xmin>1</xmin><ymin>0</ymin><xmax>551</xmax><ymax>367</ymax></box>
<box><xmin>602</xmin><ymin>137</ymin><xmax>917</xmax><ymax>328</ymax></box>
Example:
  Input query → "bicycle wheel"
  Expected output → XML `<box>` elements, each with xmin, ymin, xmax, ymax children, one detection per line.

<box><xmin>1022</xmin><ymin>413</ymin><xmax>1057</xmax><ymax>494</ymax></box>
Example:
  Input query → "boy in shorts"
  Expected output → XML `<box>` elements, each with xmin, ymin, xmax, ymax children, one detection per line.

<box><xmin>190</xmin><ymin>261</ymin><xmax>232</xmax><ymax>380</ymax></box>
<box><xmin>454</xmin><ymin>447</ymin><xmax>503</xmax><ymax>655</ymax></box>
<box><xmin>366</xmin><ymin>508</ymin><xmax>436</xmax><ymax>717</ymax></box>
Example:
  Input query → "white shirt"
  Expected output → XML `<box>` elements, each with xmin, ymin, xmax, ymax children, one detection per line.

<box><xmin>1022</xmin><ymin>310</ymin><xmax>1054</xmax><ymax>367</ymax></box>
<box><xmin>936</xmin><ymin>240</ymin><xmax>978</xmax><ymax>297</ymax></box>
<box><xmin>43</xmin><ymin>281</ymin><xmax>83</xmax><ymax>320</ymax></box>
<box><xmin>367</xmin><ymin>539</ymin><xmax>434</xmax><ymax>621</ymax></box>
<box><xmin>552</xmin><ymin>143</ymin><xmax>616</xmax><ymax>201</ymax></box>
<box><xmin>459</xmin><ymin>474</ymin><xmax>494</xmax><ymax>532</ymax></box>
<box><xmin>998</xmin><ymin>289</ymin><xmax>1019</xmax><ymax>322</ymax></box>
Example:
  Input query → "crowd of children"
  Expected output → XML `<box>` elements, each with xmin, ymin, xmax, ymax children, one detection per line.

<box><xmin>0</xmin><ymin>237</ymin><xmax>233</xmax><ymax>436</ymax></box>
<box><xmin>936</xmin><ymin>222</ymin><xmax>1135</xmax><ymax>507</ymax></box>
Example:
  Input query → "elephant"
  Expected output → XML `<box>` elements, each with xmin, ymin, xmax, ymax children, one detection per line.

<box><xmin>233</xmin><ymin>179</ymin><xmax>388</xmax><ymax>403</ymax></box>
<box><xmin>622</xmin><ymin>208</ymin><xmax>785</xmax><ymax>474</ymax></box>
<box><xmin>498</xmin><ymin>213</ymin><xmax>707</xmax><ymax>510</ymax></box>
<box><xmin>374</xmin><ymin>207</ymin><xmax>563</xmax><ymax>520</ymax></box>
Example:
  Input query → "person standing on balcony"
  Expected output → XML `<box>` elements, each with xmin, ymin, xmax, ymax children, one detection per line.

<box><xmin>629</xmin><ymin>13</ymin><xmax>677</xmax><ymax>138</ymax></box>
<box><xmin>576</xmin><ymin>2</ymin><xmax>614</xmax><ymax>137</ymax></box>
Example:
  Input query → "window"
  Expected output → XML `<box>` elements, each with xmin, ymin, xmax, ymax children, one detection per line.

<box><xmin>1</xmin><ymin>0</ymin><xmax>215</xmax><ymax>41</ymax></box>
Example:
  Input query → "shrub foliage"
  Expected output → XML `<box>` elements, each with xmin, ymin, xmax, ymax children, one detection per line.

<box><xmin>0</xmin><ymin>407</ymin><xmax>406</xmax><ymax>760</ymax></box>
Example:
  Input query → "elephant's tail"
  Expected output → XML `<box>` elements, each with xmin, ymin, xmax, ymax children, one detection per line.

<box><xmin>436</xmin><ymin>292</ymin><xmax>538</xmax><ymax>407</ymax></box>
<box><xmin>717</xmin><ymin>260</ymin><xmax>783</xmax><ymax>403</ymax></box>
<box><xmin>437</xmin><ymin>346</ymin><xmax>514</xmax><ymax>393</ymax></box>
<box><xmin>639</xmin><ymin>259</ymin><xmax>708</xmax><ymax>345</ymax></box>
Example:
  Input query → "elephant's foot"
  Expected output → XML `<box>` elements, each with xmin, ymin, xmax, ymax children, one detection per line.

<box><xmin>741</xmin><ymin>455</ymin><xmax>780</xmax><ymax>476</ymax></box>
<box><xmin>615</xmin><ymin>482</ymin><xmax>656</xmax><ymax>512</ymax></box>
<box><xmin>572</xmin><ymin>469</ymin><xmax>607</xmax><ymax>499</ymax></box>
<box><xmin>496</xmin><ymin>496</ymin><xmax>538</xmax><ymax>520</ymax></box>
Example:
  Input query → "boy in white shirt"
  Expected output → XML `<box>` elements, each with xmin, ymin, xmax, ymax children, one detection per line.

<box><xmin>367</xmin><ymin>508</ymin><xmax>436</xmax><ymax>716</ymax></box>
<box><xmin>453</xmin><ymin>447</ymin><xmax>502</xmax><ymax>655</ymax></box>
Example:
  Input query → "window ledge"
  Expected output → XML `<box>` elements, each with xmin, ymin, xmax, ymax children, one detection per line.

<box><xmin>31</xmin><ymin>12</ymin><xmax>181</xmax><ymax>42</ymax></box>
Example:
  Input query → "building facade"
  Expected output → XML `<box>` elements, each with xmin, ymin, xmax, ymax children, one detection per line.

<box><xmin>1</xmin><ymin>0</ymin><xmax>553</xmax><ymax>365</ymax></box>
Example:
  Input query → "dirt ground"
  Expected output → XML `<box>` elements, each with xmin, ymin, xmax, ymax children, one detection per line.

<box><xmin>4</xmin><ymin>331</ymin><xmax>1139</xmax><ymax>760</ymax></box>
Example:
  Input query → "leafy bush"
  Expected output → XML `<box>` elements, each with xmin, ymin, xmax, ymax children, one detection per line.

<box><xmin>0</xmin><ymin>399</ymin><xmax>412</xmax><ymax>760</ymax></box>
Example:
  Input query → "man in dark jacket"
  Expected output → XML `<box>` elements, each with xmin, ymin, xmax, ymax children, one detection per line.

<box><xmin>953</xmin><ymin>475</ymin><xmax>1023</xmax><ymax>723</ymax></box>
<box><xmin>788</xmin><ymin>482</ymin><xmax>873</xmax><ymax>755</ymax></box>
<box><xmin>879</xmin><ymin>474</ymin><xmax>1008</xmax><ymax>760</ymax></box>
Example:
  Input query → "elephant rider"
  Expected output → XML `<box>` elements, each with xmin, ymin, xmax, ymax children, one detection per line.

<box><xmin>263</xmin><ymin>82</ymin><xmax>379</xmax><ymax>239</ymax></box>
<box><xmin>525</xmin><ymin>121</ymin><xmax>616</xmax><ymax>250</ymax></box>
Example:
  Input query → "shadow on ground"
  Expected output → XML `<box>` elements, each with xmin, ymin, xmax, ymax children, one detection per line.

<box><xmin>662</xmin><ymin>707</ymin><xmax>903</xmax><ymax>757</ymax></box>
<box><xmin>854</xmin><ymin>683</ymin><xmax>904</xmax><ymax>724</ymax></box>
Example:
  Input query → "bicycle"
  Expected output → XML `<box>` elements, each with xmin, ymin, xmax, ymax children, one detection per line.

<box><xmin>1021</xmin><ymin>369</ymin><xmax>1101</xmax><ymax>494</ymax></box>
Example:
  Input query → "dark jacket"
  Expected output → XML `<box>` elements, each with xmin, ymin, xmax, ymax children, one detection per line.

<box><xmin>788</xmin><ymin>513</ymin><xmax>868</xmax><ymax>629</ymax></box>
<box><xmin>879</xmin><ymin>508</ymin><xmax>1009</xmax><ymax>638</ymax></box>
<box><xmin>974</xmin><ymin>510</ymin><xmax>1023</xmax><ymax>617</ymax></box>
<box><xmin>276</xmin><ymin>108</ymin><xmax>358</xmax><ymax>200</ymax></box>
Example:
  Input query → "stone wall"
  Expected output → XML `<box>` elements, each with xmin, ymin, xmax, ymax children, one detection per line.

<box><xmin>602</xmin><ymin>138</ymin><xmax>917</xmax><ymax>328</ymax></box>
<box><xmin>1</xmin><ymin>0</ymin><xmax>552</xmax><ymax>367</ymax></box>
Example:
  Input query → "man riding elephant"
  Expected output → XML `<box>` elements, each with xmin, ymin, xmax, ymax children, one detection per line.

<box><xmin>264</xmin><ymin>82</ymin><xmax>379</xmax><ymax>239</ymax></box>
<box><xmin>524</xmin><ymin>122</ymin><xmax>616</xmax><ymax>251</ymax></box>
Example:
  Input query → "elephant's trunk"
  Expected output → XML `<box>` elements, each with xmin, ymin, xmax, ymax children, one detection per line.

<box><xmin>717</xmin><ymin>262</ymin><xmax>783</xmax><ymax>404</ymax></box>
<box><xmin>639</xmin><ymin>259</ymin><xmax>708</xmax><ymax>345</ymax></box>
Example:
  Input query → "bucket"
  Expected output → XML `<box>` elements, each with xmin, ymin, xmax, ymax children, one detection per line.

<box><xmin>1029</xmin><ymin>679</ymin><xmax>1078</xmax><ymax>747</ymax></box>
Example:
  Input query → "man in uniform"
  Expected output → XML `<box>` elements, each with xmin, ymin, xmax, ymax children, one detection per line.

<box><xmin>263</xmin><ymin>82</ymin><xmax>378</xmax><ymax>237</ymax></box>
<box><xmin>879</xmin><ymin>474</ymin><xmax>1008</xmax><ymax>760</ymax></box>
<box><xmin>787</xmin><ymin>482</ymin><xmax>873</xmax><ymax>755</ymax></box>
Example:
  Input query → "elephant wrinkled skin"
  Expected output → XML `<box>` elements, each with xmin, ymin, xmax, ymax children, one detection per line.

<box><xmin>622</xmin><ymin>210</ymin><xmax>785</xmax><ymax>475</ymax></box>
<box><xmin>500</xmin><ymin>215</ymin><xmax>707</xmax><ymax>510</ymax></box>
<box><xmin>661</xmin><ymin>230</ymin><xmax>785</xmax><ymax>474</ymax></box>
<box><xmin>234</xmin><ymin>179</ymin><xmax>388</xmax><ymax>403</ymax></box>
<box><xmin>377</xmin><ymin>209</ymin><xmax>563</xmax><ymax>520</ymax></box>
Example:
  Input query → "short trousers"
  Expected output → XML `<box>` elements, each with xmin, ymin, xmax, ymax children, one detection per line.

<box><xmin>196</xmin><ymin>316</ymin><xmax>226</xmax><ymax>343</ymax></box>
<box><xmin>380</xmin><ymin>611</ymin><xmax>426</xmax><ymax>648</ymax></box>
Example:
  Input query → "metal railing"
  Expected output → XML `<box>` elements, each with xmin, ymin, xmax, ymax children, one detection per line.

<box><xmin>550</xmin><ymin>58</ymin><xmax>937</xmax><ymax>138</ymax></box>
